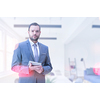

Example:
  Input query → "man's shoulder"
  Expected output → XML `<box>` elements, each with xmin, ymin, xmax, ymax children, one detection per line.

<box><xmin>19</xmin><ymin>40</ymin><xmax>29</xmax><ymax>45</ymax></box>
<box><xmin>14</xmin><ymin>40</ymin><xmax>28</xmax><ymax>50</ymax></box>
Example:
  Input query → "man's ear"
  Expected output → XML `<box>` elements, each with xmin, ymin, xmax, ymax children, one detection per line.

<box><xmin>40</xmin><ymin>31</ymin><xmax>41</xmax><ymax>34</ymax></box>
<box><xmin>28</xmin><ymin>31</ymin><xmax>29</xmax><ymax>35</ymax></box>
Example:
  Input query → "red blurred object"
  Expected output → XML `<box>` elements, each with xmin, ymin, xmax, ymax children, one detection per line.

<box><xmin>11</xmin><ymin>65</ymin><xmax>34</xmax><ymax>77</ymax></box>
<box><xmin>93</xmin><ymin>63</ymin><xmax>100</xmax><ymax>75</ymax></box>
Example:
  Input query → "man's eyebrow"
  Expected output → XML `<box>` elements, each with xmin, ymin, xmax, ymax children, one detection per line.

<box><xmin>31</xmin><ymin>30</ymin><xmax>39</xmax><ymax>31</ymax></box>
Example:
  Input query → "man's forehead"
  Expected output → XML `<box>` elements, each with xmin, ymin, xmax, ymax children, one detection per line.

<box><xmin>30</xmin><ymin>25</ymin><xmax>39</xmax><ymax>29</ymax></box>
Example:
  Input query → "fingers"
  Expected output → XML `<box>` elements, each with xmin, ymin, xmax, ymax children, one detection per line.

<box><xmin>29</xmin><ymin>63</ymin><xmax>35</xmax><ymax>70</ymax></box>
<box><xmin>29</xmin><ymin>63</ymin><xmax>32</xmax><ymax>68</ymax></box>
<box><xmin>35</xmin><ymin>67</ymin><xmax>43</xmax><ymax>74</ymax></box>
<box><xmin>29</xmin><ymin>64</ymin><xmax>43</xmax><ymax>73</ymax></box>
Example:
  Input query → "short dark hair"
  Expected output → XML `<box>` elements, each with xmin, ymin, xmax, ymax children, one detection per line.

<box><xmin>28</xmin><ymin>22</ymin><xmax>41</xmax><ymax>31</ymax></box>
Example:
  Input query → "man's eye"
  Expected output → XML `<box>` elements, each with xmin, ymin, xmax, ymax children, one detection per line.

<box><xmin>36</xmin><ymin>30</ymin><xmax>39</xmax><ymax>32</ymax></box>
<box><xmin>31</xmin><ymin>30</ymin><xmax>39</xmax><ymax>32</ymax></box>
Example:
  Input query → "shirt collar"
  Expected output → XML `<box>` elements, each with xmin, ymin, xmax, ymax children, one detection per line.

<box><xmin>29</xmin><ymin>38</ymin><xmax>38</xmax><ymax>46</ymax></box>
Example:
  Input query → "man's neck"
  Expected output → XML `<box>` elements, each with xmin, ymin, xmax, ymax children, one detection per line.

<box><xmin>32</xmin><ymin>40</ymin><xmax>38</xmax><ymax>44</ymax></box>
<box><xmin>29</xmin><ymin>38</ymin><xmax>38</xmax><ymax>44</ymax></box>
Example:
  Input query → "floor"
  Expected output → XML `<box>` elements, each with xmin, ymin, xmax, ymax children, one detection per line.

<box><xmin>0</xmin><ymin>73</ymin><xmax>18</xmax><ymax>83</ymax></box>
<box><xmin>0</xmin><ymin>72</ymin><xmax>89</xmax><ymax>83</ymax></box>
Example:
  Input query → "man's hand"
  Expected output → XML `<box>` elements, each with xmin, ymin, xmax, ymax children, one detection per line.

<box><xmin>29</xmin><ymin>63</ymin><xmax>43</xmax><ymax>74</ymax></box>
<box><xmin>35</xmin><ymin>65</ymin><xmax>44</xmax><ymax>74</ymax></box>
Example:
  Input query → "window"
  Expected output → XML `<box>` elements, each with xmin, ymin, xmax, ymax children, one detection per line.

<box><xmin>6</xmin><ymin>35</ymin><xmax>18</xmax><ymax>71</ymax></box>
<box><xmin>0</xmin><ymin>22</ymin><xmax>20</xmax><ymax>77</ymax></box>
<box><xmin>0</xmin><ymin>30</ymin><xmax>3</xmax><ymax>50</ymax></box>
<box><xmin>0</xmin><ymin>30</ymin><xmax>4</xmax><ymax>72</ymax></box>
<box><xmin>0</xmin><ymin>52</ymin><xmax>4</xmax><ymax>72</ymax></box>
<box><xmin>0</xmin><ymin>30</ymin><xmax>18</xmax><ymax>73</ymax></box>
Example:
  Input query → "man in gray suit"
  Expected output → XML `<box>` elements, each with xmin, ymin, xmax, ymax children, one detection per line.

<box><xmin>11</xmin><ymin>22</ymin><xmax>53</xmax><ymax>83</ymax></box>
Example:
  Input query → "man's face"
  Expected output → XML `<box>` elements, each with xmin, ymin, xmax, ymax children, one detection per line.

<box><xmin>28</xmin><ymin>25</ymin><xmax>41</xmax><ymax>42</ymax></box>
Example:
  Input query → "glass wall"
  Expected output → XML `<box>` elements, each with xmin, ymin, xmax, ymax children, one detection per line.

<box><xmin>6</xmin><ymin>35</ymin><xmax>18</xmax><ymax>71</ymax></box>
<box><xmin>0</xmin><ymin>30</ymin><xmax>4</xmax><ymax>72</ymax></box>
<box><xmin>0</xmin><ymin>29</ymin><xmax>18</xmax><ymax>72</ymax></box>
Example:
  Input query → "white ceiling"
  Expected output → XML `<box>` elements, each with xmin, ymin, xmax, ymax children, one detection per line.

<box><xmin>63</xmin><ymin>17</ymin><xmax>100</xmax><ymax>44</ymax></box>
<box><xmin>0</xmin><ymin>17</ymin><xmax>62</xmax><ymax>40</ymax></box>
<box><xmin>69</xmin><ymin>17</ymin><xmax>100</xmax><ymax>43</ymax></box>
<box><xmin>1</xmin><ymin>17</ymin><xmax>100</xmax><ymax>44</ymax></box>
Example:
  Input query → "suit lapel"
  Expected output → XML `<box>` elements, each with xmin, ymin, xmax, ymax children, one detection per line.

<box><xmin>26</xmin><ymin>40</ymin><xmax>35</xmax><ymax>61</ymax></box>
<box><xmin>38</xmin><ymin>42</ymin><xmax>42</xmax><ymax>62</ymax></box>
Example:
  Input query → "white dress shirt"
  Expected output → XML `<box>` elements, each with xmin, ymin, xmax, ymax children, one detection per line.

<box><xmin>29</xmin><ymin>39</ymin><xmax>40</xmax><ymax>57</ymax></box>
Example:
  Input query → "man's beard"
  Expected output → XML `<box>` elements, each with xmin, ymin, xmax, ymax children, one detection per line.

<box><xmin>29</xmin><ymin>36</ymin><xmax>39</xmax><ymax>41</ymax></box>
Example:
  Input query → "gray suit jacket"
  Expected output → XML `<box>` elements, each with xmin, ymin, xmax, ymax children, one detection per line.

<box><xmin>11</xmin><ymin>39</ymin><xmax>52</xmax><ymax>83</ymax></box>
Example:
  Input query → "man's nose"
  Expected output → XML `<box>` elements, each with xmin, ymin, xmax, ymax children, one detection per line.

<box><xmin>33</xmin><ymin>31</ymin><xmax>36</xmax><ymax>34</ymax></box>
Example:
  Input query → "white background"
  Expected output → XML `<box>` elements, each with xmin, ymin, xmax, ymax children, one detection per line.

<box><xmin>0</xmin><ymin>0</ymin><xmax>100</xmax><ymax>100</ymax></box>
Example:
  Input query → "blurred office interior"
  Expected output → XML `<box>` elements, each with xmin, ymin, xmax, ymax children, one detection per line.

<box><xmin>0</xmin><ymin>17</ymin><xmax>100</xmax><ymax>83</ymax></box>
